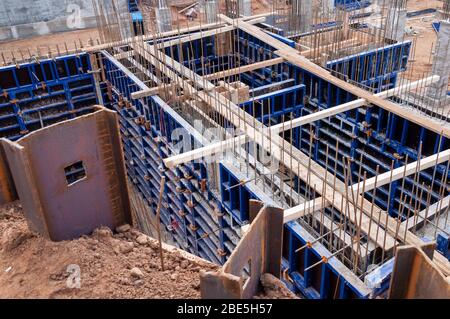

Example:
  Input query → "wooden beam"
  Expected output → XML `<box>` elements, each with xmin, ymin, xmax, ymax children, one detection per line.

<box><xmin>283</xmin><ymin>198</ymin><xmax>326</xmax><ymax>223</ymax></box>
<box><xmin>203</xmin><ymin>57</ymin><xmax>285</xmax><ymax>80</ymax></box>
<box><xmin>301</xmin><ymin>38</ymin><xmax>360</xmax><ymax>58</ymax></box>
<box><xmin>83</xmin><ymin>13</ymin><xmax>272</xmax><ymax>54</ymax></box>
<box><xmin>161</xmin><ymin>17</ymin><xmax>266</xmax><ymax>49</ymax></box>
<box><xmin>350</xmin><ymin>149</ymin><xmax>450</xmax><ymax>193</ymax></box>
<box><xmin>403</xmin><ymin>195</ymin><xmax>450</xmax><ymax>230</ymax></box>
<box><xmin>219</xmin><ymin>15</ymin><xmax>450</xmax><ymax>138</ymax></box>
<box><xmin>164</xmin><ymin>135</ymin><xmax>247</xmax><ymax>168</ymax></box>
<box><xmin>131</xmin><ymin>86</ymin><xmax>166</xmax><ymax>99</ymax></box>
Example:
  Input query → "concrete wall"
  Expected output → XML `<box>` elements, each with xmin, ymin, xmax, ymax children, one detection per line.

<box><xmin>0</xmin><ymin>0</ymin><xmax>126</xmax><ymax>41</ymax></box>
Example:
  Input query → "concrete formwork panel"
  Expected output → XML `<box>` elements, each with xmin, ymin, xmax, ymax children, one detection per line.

<box><xmin>1</xmin><ymin>107</ymin><xmax>132</xmax><ymax>241</ymax></box>
<box><xmin>200</xmin><ymin>201</ymin><xmax>284</xmax><ymax>299</ymax></box>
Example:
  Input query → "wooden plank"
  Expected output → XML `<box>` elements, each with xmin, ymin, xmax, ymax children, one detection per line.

<box><xmin>161</xmin><ymin>16</ymin><xmax>266</xmax><ymax>49</ymax></box>
<box><xmin>164</xmin><ymin>135</ymin><xmax>247</xmax><ymax>168</ymax></box>
<box><xmin>283</xmin><ymin>198</ymin><xmax>325</xmax><ymax>223</ymax></box>
<box><xmin>404</xmin><ymin>195</ymin><xmax>450</xmax><ymax>230</ymax></box>
<box><xmin>203</xmin><ymin>57</ymin><xmax>285</xmax><ymax>80</ymax></box>
<box><xmin>131</xmin><ymin>86</ymin><xmax>166</xmax><ymax>99</ymax></box>
<box><xmin>350</xmin><ymin>149</ymin><xmax>450</xmax><ymax>193</ymax></box>
<box><xmin>301</xmin><ymin>38</ymin><xmax>360</xmax><ymax>58</ymax></box>
<box><xmin>83</xmin><ymin>13</ymin><xmax>272</xmax><ymax>54</ymax></box>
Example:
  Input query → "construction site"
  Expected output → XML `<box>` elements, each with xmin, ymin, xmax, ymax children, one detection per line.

<box><xmin>0</xmin><ymin>0</ymin><xmax>449</xmax><ymax>300</ymax></box>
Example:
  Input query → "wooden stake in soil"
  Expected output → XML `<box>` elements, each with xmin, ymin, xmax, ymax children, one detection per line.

<box><xmin>156</xmin><ymin>176</ymin><xmax>166</xmax><ymax>271</ymax></box>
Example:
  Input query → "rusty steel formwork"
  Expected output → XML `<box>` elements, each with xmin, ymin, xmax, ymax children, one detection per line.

<box><xmin>389</xmin><ymin>244</ymin><xmax>450</xmax><ymax>299</ymax></box>
<box><xmin>200</xmin><ymin>201</ymin><xmax>284</xmax><ymax>299</ymax></box>
<box><xmin>0</xmin><ymin>106</ymin><xmax>132</xmax><ymax>241</ymax></box>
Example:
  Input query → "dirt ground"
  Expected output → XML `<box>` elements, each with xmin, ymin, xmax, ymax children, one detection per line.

<box><xmin>402</xmin><ymin>0</ymin><xmax>443</xmax><ymax>82</ymax></box>
<box><xmin>0</xmin><ymin>201</ymin><xmax>296</xmax><ymax>299</ymax></box>
<box><xmin>0</xmin><ymin>0</ymin><xmax>274</xmax><ymax>65</ymax></box>
<box><xmin>0</xmin><ymin>201</ymin><xmax>218</xmax><ymax>299</ymax></box>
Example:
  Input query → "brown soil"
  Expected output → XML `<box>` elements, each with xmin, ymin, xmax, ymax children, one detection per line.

<box><xmin>0</xmin><ymin>28</ymin><xmax>100</xmax><ymax>65</ymax></box>
<box><xmin>255</xmin><ymin>274</ymin><xmax>300</xmax><ymax>299</ymax></box>
<box><xmin>0</xmin><ymin>202</ymin><xmax>218</xmax><ymax>299</ymax></box>
<box><xmin>402</xmin><ymin>0</ymin><xmax>443</xmax><ymax>82</ymax></box>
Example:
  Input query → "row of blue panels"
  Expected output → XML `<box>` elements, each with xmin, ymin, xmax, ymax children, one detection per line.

<box><xmin>0</xmin><ymin>53</ymin><xmax>99</xmax><ymax>140</ymax></box>
<box><xmin>101</xmin><ymin>51</ymin><xmax>260</xmax><ymax>264</ymax></box>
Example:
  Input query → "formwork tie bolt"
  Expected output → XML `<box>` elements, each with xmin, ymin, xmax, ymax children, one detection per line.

<box><xmin>144</xmin><ymin>175</ymin><xmax>150</xmax><ymax>181</ymax></box>
<box><xmin>189</xmin><ymin>224</ymin><xmax>198</xmax><ymax>231</ymax></box>
<box><xmin>179</xmin><ymin>210</ymin><xmax>186</xmax><ymax>217</ymax></box>
<box><xmin>217</xmin><ymin>249</ymin><xmax>227</xmax><ymax>257</ymax></box>
<box><xmin>393</xmin><ymin>153</ymin><xmax>404</xmax><ymax>160</ymax></box>
<box><xmin>187</xmin><ymin>200</ymin><xmax>195</xmax><ymax>208</ymax></box>
<box><xmin>213</xmin><ymin>209</ymin><xmax>224</xmax><ymax>217</ymax></box>
<box><xmin>200</xmin><ymin>179</ymin><xmax>207</xmax><ymax>192</ymax></box>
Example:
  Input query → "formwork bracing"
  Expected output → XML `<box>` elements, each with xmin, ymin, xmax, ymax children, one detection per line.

<box><xmin>0</xmin><ymin>0</ymin><xmax>449</xmax><ymax>299</ymax></box>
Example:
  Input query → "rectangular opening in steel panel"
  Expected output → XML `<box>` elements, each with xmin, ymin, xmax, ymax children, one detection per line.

<box><xmin>64</xmin><ymin>161</ymin><xmax>87</xmax><ymax>186</ymax></box>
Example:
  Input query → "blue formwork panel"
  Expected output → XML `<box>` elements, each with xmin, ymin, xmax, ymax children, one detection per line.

<box><xmin>335</xmin><ymin>0</ymin><xmax>371</xmax><ymax>11</ymax></box>
<box><xmin>240</xmin><ymin>84</ymin><xmax>306</xmax><ymax>125</ymax></box>
<box><xmin>327</xmin><ymin>41</ymin><xmax>412</xmax><ymax>93</ymax></box>
<box><xmin>364</xmin><ymin>258</ymin><xmax>395</xmax><ymax>297</ymax></box>
<box><xmin>407</xmin><ymin>9</ymin><xmax>437</xmax><ymax>18</ymax></box>
<box><xmin>128</xmin><ymin>0</ymin><xmax>144</xmax><ymax>35</ymax></box>
<box><xmin>0</xmin><ymin>53</ymin><xmax>98</xmax><ymax>140</ymax></box>
<box><xmin>284</xmin><ymin>221</ymin><xmax>370</xmax><ymax>299</ymax></box>
<box><xmin>219</xmin><ymin>164</ymin><xmax>259</xmax><ymax>224</ymax></box>
<box><xmin>102</xmin><ymin>51</ymin><xmax>251</xmax><ymax>265</ymax></box>
<box><xmin>433</xmin><ymin>22</ymin><xmax>441</xmax><ymax>33</ymax></box>
<box><xmin>437</xmin><ymin>232</ymin><xmax>450</xmax><ymax>260</ymax></box>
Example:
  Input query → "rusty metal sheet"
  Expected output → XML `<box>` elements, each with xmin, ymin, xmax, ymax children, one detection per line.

<box><xmin>200</xmin><ymin>202</ymin><xmax>284</xmax><ymax>299</ymax></box>
<box><xmin>0</xmin><ymin>144</ymin><xmax>17</xmax><ymax>204</ymax></box>
<box><xmin>389</xmin><ymin>244</ymin><xmax>450</xmax><ymax>299</ymax></box>
<box><xmin>1</xmin><ymin>106</ymin><xmax>131</xmax><ymax>241</ymax></box>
